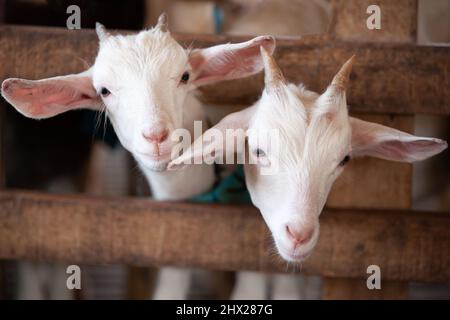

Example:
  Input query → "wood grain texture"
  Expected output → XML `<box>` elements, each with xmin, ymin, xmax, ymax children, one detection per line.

<box><xmin>322</xmin><ymin>277</ymin><xmax>408</xmax><ymax>300</ymax></box>
<box><xmin>0</xmin><ymin>190</ymin><xmax>448</xmax><ymax>282</ymax></box>
<box><xmin>328</xmin><ymin>0</ymin><xmax>418</xmax><ymax>297</ymax></box>
<box><xmin>330</xmin><ymin>0</ymin><xmax>418</xmax><ymax>43</ymax></box>
<box><xmin>127</xmin><ymin>266</ymin><xmax>153</xmax><ymax>299</ymax></box>
<box><xmin>0</xmin><ymin>25</ymin><xmax>449</xmax><ymax>115</ymax></box>
<box><xmin>0</xmin><ymin>1</ymin><xmax>4</xmax><ymax>188</ymax></box>
<box><xmin>0</xmin><ymin>106</ymin><xmax>4</xmax><ymax>189</ymax></box>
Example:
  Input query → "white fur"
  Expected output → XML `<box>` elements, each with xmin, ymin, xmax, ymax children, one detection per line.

<box><xmin>1</xmin><ymin>19</ymin><xmax>275</xmax><ymax>300</ymax></box>
<box><xmin>170</xmin><ymin>52</ymin><xmax>447</xmax><ymax>280</ymax></box>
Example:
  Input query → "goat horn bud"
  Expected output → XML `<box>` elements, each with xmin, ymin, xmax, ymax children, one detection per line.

<box><xmin>330</xmin><ymin>55</ymin><xmax>355</xmax><ymax>92</ymax></box>
<box><xmin>95</xmin><ymin>22</ymin><xmax>111</xmax><ymax>42</ymax></box>
<box><xmin>260</xmin><ymin>46</ymin><xmax>285</xmax><ymax>91</ymax></box>
<box><xmin>156</xmin><ymin>12</ymin><xmax>169</xmax><ymax>32</ymax></box>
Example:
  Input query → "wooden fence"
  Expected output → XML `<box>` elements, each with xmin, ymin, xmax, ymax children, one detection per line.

<box><xmin>0</xmin><ymin>0</ymin><xmax>449</xmax><ymax>299</ymax></box>
<box><xmin>0</xmin><ymin>190</ymin><xmax>449</xmax><ymax>283</ymax></box>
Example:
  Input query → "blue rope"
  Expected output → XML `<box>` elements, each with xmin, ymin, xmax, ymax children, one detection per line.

<box><xmin>213</xmin><ymin>4</ymin><xmax>224</xmax><ymax>34</ymax></box>
<box><xmin>191</xmin><ymin>165</ymin><xmax>251</xmax><ymax>204</ymax></box>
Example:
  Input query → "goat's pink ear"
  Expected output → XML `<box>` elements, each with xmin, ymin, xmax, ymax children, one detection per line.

<box><xmin>350</xmin><ymin>117</ymin><xmax>447</xmax><ymax>163</ymax></box>
<box><xmin>1</xmin><ymin>70</ymin><xmax>101</xmax><ymax>119</ymax></box>
<box><xmin>168</xmin><ymin>106</ymin><xmax>255</xmax><ymax>170</ymax></box>
<box><xmin>189</xmin><ymin>35</ymin><xmax>275</xmax><ymax>86</ymax></box>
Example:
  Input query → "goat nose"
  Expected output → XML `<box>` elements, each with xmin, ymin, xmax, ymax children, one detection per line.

<box><xmin>285</xmin><ymin>224</ymin><xmax>313</xmax><ymax>246</ymax></box>
<box><xmin>142</xmin><ymin>125</ymin><xmax>169</xmax><ymax>144</ymax></box>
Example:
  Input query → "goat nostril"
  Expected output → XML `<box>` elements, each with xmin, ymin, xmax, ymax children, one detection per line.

<box><xmin>2</xmin><ymin>81</ymin><xmax>11</xmax><ymax>92</ymax></box>
<box><xmin>143</xmin><ymin>128</ymin><xmax>169</xmax><ymax>144</ymax></box>
<box><xmin>286</xmin><ymin>225</ymin><xmax>313</xmax><ymax>246</ymax></box>
<box><xmin>159</xmin><ymin>129</ymin><xmax>169</xmax><ymax>143</ymax></box>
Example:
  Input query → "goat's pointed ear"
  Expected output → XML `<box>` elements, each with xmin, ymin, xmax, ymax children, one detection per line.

<box><xmin>350</xmin><ymin>117</ymin><xmax>448</xmax><ymax>163</ymax></box>
<box><xmin>1</xmin><ymin>69</ymin><xmax>101</xmax><ymax>119</ymax></box>
<box><xmin>168</xmin><ymin>107</ymin><xmax>256</xmax><ymax>170</ymax></box>
<box><xmin>188</xmin><ymin>35</ymin><xmax>275</xmax><ymax>86</ymax></box>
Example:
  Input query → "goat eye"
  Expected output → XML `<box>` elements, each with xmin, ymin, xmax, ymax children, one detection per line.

<box><xmin>180</xmin><ymin>71</ymin><xmax>190</xmax><ymax>84</ymax></box>
<box><xmin>254</xmin><ymin>148</ymin><xmax>266</xmax><ymax>157</ymax></box>
<box><xmin>100</xmin><ymin>87</ymin><xmax>110</xmax><ymax>97</ymax></box>
<box><xmin>339</xmin><ymin>154</ymin><xmax>351</xmax><ymax>166</ymax></box>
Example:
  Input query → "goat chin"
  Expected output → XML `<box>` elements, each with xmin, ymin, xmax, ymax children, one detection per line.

<box><xmin>139</xmin><ymin>159</ymin><xmax>169</xmax><ymax>172</ymax></box>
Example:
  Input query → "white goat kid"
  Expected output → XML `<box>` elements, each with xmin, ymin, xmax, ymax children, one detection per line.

<box><xmin>169</xmin><ymin>48</ymin><xmax>448</xmax><ymax>297</ymax></box>
<box><xmin>1</xmin><ymin>14</ymin><xmax>275</xmax><ymax>299</ymax></box>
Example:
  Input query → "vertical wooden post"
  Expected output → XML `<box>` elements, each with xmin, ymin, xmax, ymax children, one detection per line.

<box><xmin>323</xmin><ymin>0</ymin><xmax>418</xmax><ymax>299</ymax></box>
<box><xmin>0</xmin><ymin>0</ymin><xmax>5</xmax><ymax>188</ymax></box>
<box><xmin>0</xmin><ymin>0</ymin><xmax>6</xmax><ymax>300</ymax></box>
<box><xmin>126</xmin><ymin>157</ymin><xmax>154</xmax><ymax>299</ymax></box>
<box><xmin>127</xmin><ymin>266</ymin><xmax>154</xmax><ymax>299</ymax></box>
<box><xmin>0</xmin><ymin>103</ymin><xmax>5</xmax><ymax>189</ymax></box>
<box><xmin>0</xmin><ymin>90</ymin><xmax>4</xmax><ymax>301</ymax></box>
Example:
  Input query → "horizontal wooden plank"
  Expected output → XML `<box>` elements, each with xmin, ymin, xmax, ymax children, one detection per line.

<box><xmin>0</xmin><ymin>190</ymin><xmax>449</xmax><ymax>282</ymax></box>
<box><xmin>330</xmin><ymin>0</ymin><xmax>418</xmax><ymax>43</ymax></box>
<box><xmin>0</xmin><ymin>25</ymin><xmax>449</xmax><ymax>115</ymax></box>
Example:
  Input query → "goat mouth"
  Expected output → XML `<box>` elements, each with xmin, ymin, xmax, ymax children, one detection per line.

<box><xmin>141</xmin><ymin>160</ymin><xmax>169</xmax><ymax>172</ymax></box>
<box><xmin>136</xmin><ymin>153</ymin><xmax>171</xmax><ymax>172</ymax></box>
<box><xmin>283</xmin><ymin>252</ymin><xmax>312</xmax><ymax>262</ymax></box>
<box><xmin>278</xmin><ymin>246</ymin><xmax>313</xmax><ymax>262</ymax></box>
<box><xmin>138</xmin><ymin>152</ymin><xmax>172</xmax><ymax>161</ymax></box>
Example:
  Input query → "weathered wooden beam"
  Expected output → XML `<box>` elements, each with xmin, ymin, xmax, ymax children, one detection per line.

<box><xmin>330</xmin><ymin>0</ymin><xmax>418</xmax><ymax>43</ymax></box>
<box><xmin>0</xmin><ymin>0</ymin><xmax>5</xmax><ymax>300</ymax></box>
<box><xmin>0</xmin><ymin>190</ymin><xmax>449</xmax><ymax>283</ymax></box>
<box><xmin>0</xmin><ymin>0</ymin><xmax>5</xmax><ymax>188</ymax></box>
<box><xmin>0</xmin><ymin>89</ymin><xmax>5</xmax><ymax>301</ymax></box>
<box><xmin>325</xmin><ymin>1</ymin><xmax>416</xmax><ymax>210</ymax></box>
<box><xmin>328</xmin><ymin>0</ymin><xmax>419</xmax><ymax>298</ymax></box>
<box><xmin>0</xmin><ymin>104</ymin><xmax>5</xmax><ymax>189</ymax></box>
<box><xmin>0</xmin><ymin>25</ymin><xmax>449</xmax><ymax>115</ymax></box>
